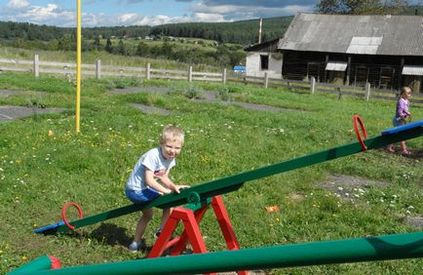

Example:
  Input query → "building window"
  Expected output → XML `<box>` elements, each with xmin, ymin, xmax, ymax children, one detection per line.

<box><xmin>260</xmin><ymin>55</ymin><xmax>269</xmax><ymax>70</ymax></box>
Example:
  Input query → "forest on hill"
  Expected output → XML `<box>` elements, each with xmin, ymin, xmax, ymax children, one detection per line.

<box><xmin>0</xmin><ymin>16</ymin><xmax>292</xmax><ymax>68</ymax></box>
<box><xmin>0</xmin><ymin>16</ymin><xmax>291</xmax><ymax>45</ymax></box>
<box><xmin>149</xmin><ymin>17</ymin><xmax>293</xmax><ymax>45</ymax></box>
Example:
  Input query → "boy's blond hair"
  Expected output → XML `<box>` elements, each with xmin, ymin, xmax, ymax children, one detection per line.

<box><xmin>160</xmin><ymin>125</ymin><xmax>184</xmax><ymax>145</ymax></box>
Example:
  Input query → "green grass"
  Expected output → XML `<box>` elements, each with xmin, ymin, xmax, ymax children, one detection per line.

<box><xmin>0</xmin><ymin>46</ymin><xmax>219</xmax><ymax>71</ymax></box>
<box><xmin>0</xmin><ymin>72</ymin><xmax>422</xmax><ymax>274</ymax></box>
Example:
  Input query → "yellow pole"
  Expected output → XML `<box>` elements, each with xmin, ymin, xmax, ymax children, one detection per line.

<box><xmin>75</xmin><ymin>0</ymin><xmax>81</xmax><ymax>133</ymax></box>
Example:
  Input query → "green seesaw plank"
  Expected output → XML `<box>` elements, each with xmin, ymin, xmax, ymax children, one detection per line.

<box><xmin>38</xmin><ymin>123</ymin><xmax>421</xmax><ymax>234</ymax></box>
<box><xmin>17</xmin><ymin>231</ymin><xmax>423</xmax><ymax>274</ymax></box>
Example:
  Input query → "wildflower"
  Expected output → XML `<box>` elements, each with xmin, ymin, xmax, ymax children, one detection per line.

<box><xmin>265</xmin><ymin>205</ymin><xmax>280</xmax><ymax>213</ymax></box>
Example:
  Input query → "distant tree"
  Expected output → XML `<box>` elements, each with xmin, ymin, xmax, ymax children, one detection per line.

<box><xmin>105</xmin><ymin>38</ymin><xmax>113</xmax><ymax>53</ymax></box>
<box><xmin>136</xmin><ymin>41</ymin><xmax>149</xmax><ymax>56</ymax></box>
<box><xmin>316</xmin><ymin>0</ymin><xmax>409</xmax><ymax>14</ymax></box>
<box><xmin>93</xmin><ymin>35</ymin><xmax>101</xmax><ymax>50</ymax></box>
<box><xmin>115</xmin><ymin>39</ymin><xmax>127</xmax><ymax>55</ymax></box>
<box><xmin>160</xmin><ymin>41</ymin><xmax>173</xmax><ymax>57</ymax></box>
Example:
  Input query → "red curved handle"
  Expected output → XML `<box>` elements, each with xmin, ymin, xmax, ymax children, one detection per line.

<box><xmin>352</xmin><ymin>115</ymin><xmax>368</xmax><ymax>151</ymax></box>
<box><xmin>61</xmin><ymin>202</ymin><xmax>83</xmax><ymax>231</ymax></box>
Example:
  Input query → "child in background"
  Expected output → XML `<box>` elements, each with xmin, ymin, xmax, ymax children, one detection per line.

<box><xmin>387</xmin><ymin>86</ymin><xmax>412</xmax><ymax>155</ymax></box>
<box><xmin>125</xmin><ymin>125</ymin><xmax>189</xmax><ymax>252</ymax></box>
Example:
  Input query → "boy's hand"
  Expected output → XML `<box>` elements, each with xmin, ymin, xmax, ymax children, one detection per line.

<box><xmin>174</xmin><ymin>185</ymin><xmax>190</xmax><ymax>194</ymax></box>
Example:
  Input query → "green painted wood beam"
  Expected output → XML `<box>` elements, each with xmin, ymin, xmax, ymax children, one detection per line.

<box><xmin>8</xmin><ymin>256</ymin><xmax>53</xmax><ymax>274</ymax></box>
<box><xmin>12</xmin><ymin>231</ymin><xmax>423</xmax><ymax>274</ymax></box>
<box><xmin>37</xmin><ymin>124</ymin><xmax>422</xmax><ymax>234</ymax></box>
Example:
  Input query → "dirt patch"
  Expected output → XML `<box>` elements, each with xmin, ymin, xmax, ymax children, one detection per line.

<box><xmin>130</xmin><ymin>103</ymin><xmax>171</xmax><ymax>116</ymax></box>
<box><xmin>0</xmin><ymin>105</ymin><xmax>65</xmax><ymax>121</ymax></box>
<box><xmin>194</xmin><ymin>98</ymin><xmax>295</xmax><ymax>113</ymax></box>
<box><xmin>321</xmin><ymin>174</ymin><xmax>388</xmax><ymax>202</ymax></box>
<box><xmin>110</xmin><ymin>86</ymin><xmax>170</xmax><ymax>95</ymax></box>
<box><xmin>232</xmin><ymin>102</ymin><xmax>290</xmax><ymax>113</ymax></box>
<box><xmin>111</xmin><ymin>86</ymin><xmax>299</xmax><ymax>113</ymax></box>
<box><xmin>403</xmin><ymin>216</ymin><xmax>423</xmax><ymax>228</ymax></box>
<box><xmin>0</xmin><ymin>89</ymin><xmax>25</xmax><ymax>97</ymax></box>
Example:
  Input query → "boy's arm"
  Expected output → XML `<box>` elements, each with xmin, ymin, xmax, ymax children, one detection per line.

<box><xmin>158</xmin><ymin>170</ymin><xmax>190</xmax><ymax>194</ymax></box>
<box><xmin>145</xmin><ymin>169</ymin><xmax>172</xmax><ymax>194</ymax></box>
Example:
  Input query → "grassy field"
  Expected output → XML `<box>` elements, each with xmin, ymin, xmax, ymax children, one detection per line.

<box><xmin>0</xmin><ymin>45</ymin><xmax>220</xmax><ymax>71</ymax></box>
<box><xmin>0</xmin><ymin>72</ymin><xmax>422</xmax><ymax>274</ymax></box>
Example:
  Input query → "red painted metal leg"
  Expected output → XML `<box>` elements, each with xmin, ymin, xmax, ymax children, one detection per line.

<box><xmin>171</xmin><ymin>205</ymin><xmax>208</xmax><ymax>256</ymax></box>
<box><xmin>212</xmin><ymin>196</ymin><xmax>240</xmax><ymax>250</ymax></box>
<box><xmin>212</xmin><ymin>196</ymin><xmax>247</xmax><ymax>275</ymax></box>
<box><xmin>147</xmin><ymin>210</ymin><xmax>180</xmax><ymax>258</ymax></box>
<box><xmin>148</xmin><ymin>207</ymin><xmax>208</xmax><ymax>258</ymax></box>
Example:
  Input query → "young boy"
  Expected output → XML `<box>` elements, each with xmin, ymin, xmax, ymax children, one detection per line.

<box><xmin>125</xmin><ymin>125</ymin><xmax>189</xmax><ymax>252</ymax></box>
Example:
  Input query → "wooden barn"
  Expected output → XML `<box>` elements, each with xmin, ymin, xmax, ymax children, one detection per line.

<box><xmin>246</xmin><ymin>13</ymin><xmax>423</xmax><ymax>93</ymax></box>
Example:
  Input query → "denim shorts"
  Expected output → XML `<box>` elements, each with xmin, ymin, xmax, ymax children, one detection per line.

<box><xmin>125</xmin><ymin>188</ymin><xmax>161</xmax><ymax>204</ymax></box>
<box><xmin>392</xmin><ymin>116</ymin><xmax>405</xmax><ymax>127</ymax></box>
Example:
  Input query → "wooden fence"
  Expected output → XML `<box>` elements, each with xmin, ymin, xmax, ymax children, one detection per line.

<box><xmin>0</xmin><ymin>54</ymin><xmax>422</xmax><ymax>104</ymax></box>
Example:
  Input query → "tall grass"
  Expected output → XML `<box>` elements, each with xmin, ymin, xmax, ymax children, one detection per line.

<box><xmin>0</xmin><ymin>46</ymin><xmax>219</xmax><ymax>71</ymax></box>
<box><xmin>0</xmin><ymin>72</ymin><xmax>422</xmax><ymax>274</ymax></box>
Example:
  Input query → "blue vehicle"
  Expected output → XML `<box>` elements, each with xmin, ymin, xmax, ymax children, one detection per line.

<box><xmin>233</xmin><ymin>65</ymin><xmax>246</xmax><ymax>74</ymax></box>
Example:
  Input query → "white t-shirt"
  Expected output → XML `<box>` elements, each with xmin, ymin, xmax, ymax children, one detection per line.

<box><xmin>125</xmin><ymin>147</ymin><xmax>176</xmax><ymax>192</ymax></box>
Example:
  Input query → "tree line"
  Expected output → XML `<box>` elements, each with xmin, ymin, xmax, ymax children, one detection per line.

<box><xmin>0</xmin><ymin>16</ymin><xmax>290</xmax><ymax>46</ymax></box>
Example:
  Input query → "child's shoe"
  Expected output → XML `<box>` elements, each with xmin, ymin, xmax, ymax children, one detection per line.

<box><xmin>401</xmin><ymin>149</ymin><xmax>411</xmax><ymax>156</ymax></box>
<box><xmin>386</xmin><ymin>145</ymin><xmax>395</xmax><ymax>153</ymax></box>
<box><xmin>128</xmin><ymin>239</ymin><xmax>145</xmax><ymax>253</ymax></box>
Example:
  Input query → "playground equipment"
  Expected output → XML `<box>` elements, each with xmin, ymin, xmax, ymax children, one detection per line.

<box><xmin>13</xmin><ymin>118</ymin><xmax>423</xmax><ymax>274</ymax></box>
<box><xmin>10</xmin><ymin>231</ymin><xmax>423</xmax><ymax>274</ymax></box>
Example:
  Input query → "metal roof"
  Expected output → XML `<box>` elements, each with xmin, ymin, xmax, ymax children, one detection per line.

<box><xmin>402</xmin><ymin>65</ymin><xmax>423</xmax><ymax>75</ymax></box>
<box><xmin>278</xmin><ymin>13</ymin><xmax>423</xmax><ymax>56</ymax></box>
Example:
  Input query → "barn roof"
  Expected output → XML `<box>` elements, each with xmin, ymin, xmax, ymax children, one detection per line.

<box><xmin>278</xmin><ymin>13</ymin><xmax>423</xmax><ymax>56</ymax></box>
<box><xmin>244</xmin><ymin>38</ymin><xmax>280</xmax><ymax>52</ymax></box>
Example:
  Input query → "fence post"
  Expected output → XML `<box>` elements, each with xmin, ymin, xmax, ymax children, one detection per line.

<box><xmin>146</xmin><ymin>63</ymin><xmax>151</xmax><ymax>80</ymax></box>
<box><xmin>222</xmin><ymin>68</ymin><xmax>227</xmax><ymax>84</ymax></box>
<box><xmin>96</xmin><ymin>59</ymin><xmax>101</xmax><ymax>79</ymax></box>
<box><xmin>264</xmin><ymin>72</ymin><xmax>269</xmax><ymax>88</ymax></box>
<box><xmin>310</xmin><ymin>76</ymin><xmax>316</xmax><ymax>94</ymax></box>
<box><xmin>34</xmin><ymin>54</ymin><xmax>39</xmax><ymax>78</ymax></box>
<box><xmin>365</xmin><ymin>82</ymin><xmax>371</xmax><ymax>101</ymax></box>
<box><xmin>188</xmin><ymin>66</ymin><xmax>193</xmax><ymax>82</ymax></box>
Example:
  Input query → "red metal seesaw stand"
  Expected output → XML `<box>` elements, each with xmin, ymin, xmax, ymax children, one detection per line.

<box><xmin>147</xmin><ymin>195</ymin><xmax>247</xmax><ymax>275</ymax></box>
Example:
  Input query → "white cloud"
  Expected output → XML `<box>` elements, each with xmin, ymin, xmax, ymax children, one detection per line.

<box><xmin>0</xmin><ymin>1</ymin><xmax>315</xmax><ymax>27</ymax></box>
<box><xmin>18</xmin><ymin>4</ymin><xmax>75</xmax><ymax>26</ymax></box>
<box><xmin>191</xmin><ymin>2</ymin><xmax>314</xmax><ymax>20</ymax></box>
<box><xmin>7</xmin><ymin>0</ymin><xmax>30</xmax><ymax>9</ymax></box>
<box><xmin>193</xmin><ymin>12</ymin><xmax>226</xmax><ymax>22</ymax></box>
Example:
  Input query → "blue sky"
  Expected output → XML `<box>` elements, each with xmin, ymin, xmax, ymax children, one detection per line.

<box><xmin>0</xmin><ymin>0</ymin><xmax>319</xmax><ymax>27</ymax></box>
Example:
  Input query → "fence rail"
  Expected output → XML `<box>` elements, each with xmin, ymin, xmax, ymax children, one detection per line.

<box><xmin>0</xmin><ymin>54</ymin><xmax>422</xmax><ymax>104</ymax></box>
